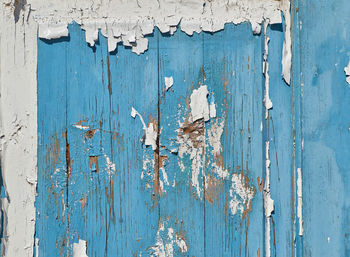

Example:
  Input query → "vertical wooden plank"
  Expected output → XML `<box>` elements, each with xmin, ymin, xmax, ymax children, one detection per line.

<box><xmin>108</xmin><ymin>32</ymin><xmax>159</xmax><ymax>256</ymax></box>
<box><xmin>37</xmin><ymin>37</ymin><xmax>68</xmax><ymax>256</ymax></box>
<box><xmin>203</xmin><ymin>23</ymin><xmax>264</xmax><ymax>257</ymax></box>
<box><xmin>64</xmin><ymin>23</ymin><xmax>160</xmax><ymax>256</ymax></box>
<box><xmin>267</xmin><ymin>23</ymin><xmax>294</xmax><ymax>257</ymax></box>
<box><xmin>297</xmin><ymin>1</ymin><xmax>350</xmax><ymax>256</ymax></box>
<box><xmin>64</xmin><ymin>23</ymin><xmax>113</xmax><ymax>256</ymax></box>
<box><xmin>158</xmin><ymin>28</ymin><xmax>205</xmax><ymax>256</ymax></box>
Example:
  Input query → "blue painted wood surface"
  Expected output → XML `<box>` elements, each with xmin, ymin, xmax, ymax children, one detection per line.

<box><xmin>294</xmin><ymin>1</ymin><xmax>350</xmax><ymax>256</ymax></box>
<box><xmin>36</xmin><ymin>2</ymin><xmax>350</xmax><ymax>255</ymax></box>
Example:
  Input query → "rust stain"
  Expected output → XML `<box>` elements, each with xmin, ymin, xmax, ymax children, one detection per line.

<box><xmin>257</xmin><ymin>248</ymin><xmax>260</xmax><ymax>257</ymax></box>
<box><xmin>150</xmin><ymin>116</ymin><xmax>160</xmax><ymax>207</ymax></box>
<box><xmin>89</xmin><ymin>156</ymin><xmax>99</xmax><ymax>173</ymax></box>
<box><xmin>159</xmin><ymin>155</ymin><xmax>169</xmax><ymax>169</ymax></box>
<box><xmin>79</xmin><ymin>196</ymin><xmax>88</xmax><ymax>215</ymax></box>
<box><xmin>214</xmin><ymin>152</ymin><xmax>224</xmax><ymax>170</ymax></box>
<box><xmin>179</xmin><ymin>118</ymin><xmax>205</xmax><ymax>148</ymax></box>
<box><xmin>76</xmin><ymin>119</ymin><xmax>87</xmax><ymax>126</ymax></box>
<box><xmin>202</xmin><ymin>66</ymin><xmax>206</xmax><ymax>81</ymax></box>
<box><xmin>52</xmin><ymin>133</ymin><xmax>61</xmax><ymax>164</ymax></box>
<box><xmin>85</xmin><ymin>129</ymin><xmax>96</xmax><ymax>139</ymax></box>
<box><xmin>112</xmin><ymin>131</ymin><xmax>125</xmax><ymax>152</ymax></box>
<box><xmin>204</xmin><ymin>174</ymin><xmax>221</xmax><ymax>205</ymax></box>
<box><xmin>106</xmin><ymin>56</ymin><xmax>112</xmax><ymax>95</ymax></box>
<box><xmin>105</xmin><ymin>179</ymin><xmax>116</xmax><ymax>224</ymax></box>
<box><xmin>257</xmin><ymin>176</ymin><xmax>263</xmax><ymax>192</ymax></box>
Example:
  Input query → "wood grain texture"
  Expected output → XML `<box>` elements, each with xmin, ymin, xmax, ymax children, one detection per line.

<box><xmin>37</xmin><ymin>12</ymin><xmax>350</xmax><ymax>256</ymax></box>
<box><xmin>295</xmin><ymin>1</ymin><xmax>350</xmax><ymax>256</ymax></box>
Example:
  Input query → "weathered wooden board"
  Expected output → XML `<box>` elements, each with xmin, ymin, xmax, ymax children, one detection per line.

<box><xmin>36</xmin><ymin>22</ymin><xmax>291</xmax><ymax>256</ymax></box>
<box><xmin>36</xmin><ymin>3</ymin><xmax>350</xmax><ymax>254</ymax></box>
<box><xmin>295</xmin><ymin>0</ymin><xmax>350</xmax><ymax>256</ymax></box>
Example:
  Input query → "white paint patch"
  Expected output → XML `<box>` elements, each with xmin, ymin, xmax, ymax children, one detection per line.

<box><xmin>38</xmin><ymin>22</ymin><xmax>68</xmax><ymax>39</ymax></box>
<box><xmin>297</xmin><ymin>168</ymin><xmax>304</xmax><ymax>236</ymax></box>
<box><xmin>251</xmin><ymin>21</ymin><xmax>261</xmax><ymax>35</ymax></box>
<box><xmin>165</xmin><ymin>76</ymin><xmax>174</xmax><ymax>91</ymax></box>
<box><xmin>229</xmin><ymin>173</ymin><xmax>255</xmax><ymax>216</ymax></box>
<box><xmin>73</xmin><ymin>239</ymin><xmax>88</xmax><ymax>257</ymax></box>
<box><xmin>190</xmin><ymin>85</ymin><xmax>210</xmax><ymax>122</ymax></box>
<box><xmin>344</xmin><ymin>61</ymin><xmax>350</xmax><ymax>85</ymax></box>
<box><xmin>209</xmin><ymin>95</ymin><xmax>216</xmax><ymax>119</ymax></box>
<box><xmin>150</xmin><ymin>220</ymin><xmax>188</xmax><ymax>257</ymax></box>
<box><xmin>0</xmin><ymin>5</ymin><xmax>37</xmax><ymax>257</ymax></box>
<box><xmin>208</xmin><ymin>120</ymin><xmax>229</xmax><ymax>179</ymax></box>
<box><xmin>73</xmin><ymin>124</ymin><xmax>90</xmax><ymax>130</ymax></box>
<box><xmin>131</xmin><ymin>107</ymin><xmax>157</xmax><ymax>150</ymax></box>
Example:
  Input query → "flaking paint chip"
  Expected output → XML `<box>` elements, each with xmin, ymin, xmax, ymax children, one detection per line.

<box><xmin>165</xmin><ymin>76</ymin><xmax>174</xmax><ymax>91</ymax></box>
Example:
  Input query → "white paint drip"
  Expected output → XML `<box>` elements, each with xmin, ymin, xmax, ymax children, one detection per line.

<box><xmin>165</xmin><ymin>76</ymin><xmax>174</xmax><ymax>91</ymax></box>
<box><xmin>229</xmin><ymin>173</ymin><xmax>255</xmax><ymax>216</ymax></box>
<box><xmin>297</xmin><ymin>168</ymin><xmax>304</xmax><ymax>236</ymax></box>
<box><xmin>281</xmin><ymin>0</ymin><xmax>292</xmax><ymax>85</ymax></box>
<box><xmin>263</xmin><ymin>21</ymin><xmax>273</xmax><ymax>119</ymax></box>
<box><xmin>73</xmin><ymin>239</ymin><xmax>88</xmax><ymax>257</ymax></box>
<box><xmin>344</xmin><ymin>61</ymin><xmax>350</xmax><ymax>85</ymax></box>
<box><xmin>262</xmin><ymin>25</ymin><xmax>274</xmax><ymax>257</ymax></box>
<box><xmin>190</xmin><ymin>85</ymin><xmax>210</xmax><ymax>122</ymax></box>
<box><xmin>131</xmin><ymin>107</ymin><xmax>157</xmax><ymax>150</ymax></box>
<box><xmin>264</xmin><ymin>141</ymin><xmax>274</xmax><ymax>257</ymax></box>
<box><xmin>150</xmin><ymin>220</ymin><xmax>188</xmax><ymax>257</ymax></box>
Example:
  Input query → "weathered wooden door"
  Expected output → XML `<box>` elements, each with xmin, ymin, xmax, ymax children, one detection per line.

<box><xmin>35</xmin><ymin>1</ymin><xmax>350</xmax><ymax>256</ymax></box>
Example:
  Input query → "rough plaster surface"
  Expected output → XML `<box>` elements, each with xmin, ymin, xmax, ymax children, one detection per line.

<box><xmin>0</xmin><ymin>0</ymin><xmax>291</xmax><ymax>256</ymax></box>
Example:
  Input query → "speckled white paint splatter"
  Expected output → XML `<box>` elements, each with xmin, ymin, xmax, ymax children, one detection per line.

<box><xmin>150</xmin><ymin>220</ymin><xmax>188</xmax><ymax>257</ymax></box>
<box><xmin>229</xmin><ymin>173</ymin><xmax>255</xmax><ymax>216</ymax></box>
